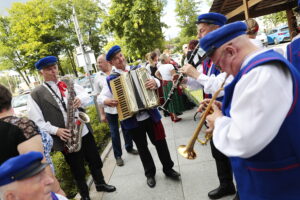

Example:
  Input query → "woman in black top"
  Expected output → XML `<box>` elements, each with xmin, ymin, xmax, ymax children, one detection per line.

<box><xmin>0</xmin><ymin>84</ymin><xmax>65</xmax><ymax>196</ymax></box>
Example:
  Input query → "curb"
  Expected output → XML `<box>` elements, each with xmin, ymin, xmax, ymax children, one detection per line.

<box><xmin>75</xmin><ymin>140</ymin><xmax>113</xmax><ymax>199</ymax></box>
<box><xmin>88</xmin><ymin>140</ymin><xmax>113</xmax><ymax>187</ymax></box>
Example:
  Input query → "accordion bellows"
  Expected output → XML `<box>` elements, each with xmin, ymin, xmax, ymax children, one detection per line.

<box><xmin>110</xmin><ymin>67</ymin><xmax>159</xmax><ymax>121</ymax></box>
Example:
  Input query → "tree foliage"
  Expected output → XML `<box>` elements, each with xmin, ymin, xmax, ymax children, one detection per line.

<box><xmin>175</xmin><ymin>0</ymin><xmax>198</xmax><ymax>38</ymax></box>
<box><xmin>169</xmin><ymin>0</ymin><xmax>199</xmax><ymax>53</ymax></box>
<box><xmin>102</xmin><ymin>0</ymin><xmax>166</xmax><ymax>60</ymax></box>
<box><xmin>0</xmin><ymin>0</ymin><xmax>106</xmax><ymax>83</ymax></box>
<box><xmin>261</xmin><ymin>11</ymin><xmax>287</xmax><ymax>29</ymax></box>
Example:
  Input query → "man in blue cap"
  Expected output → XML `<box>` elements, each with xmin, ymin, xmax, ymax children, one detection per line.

<box><xmin>286</xmin><ymin>0</ymin><xmax>300</xmax><ymax>70</ymax></box>
<box><xmin>99</xmin><ymin>45</ymin><xmax>180</xmax><ymax>188</ymax></box>
<box><xmin>27</xmin><ymin>56</ymin><xmax>116</xmax><ymax>200</ymax></box>
<box><xmin>178</xmin><ymin>13</ymin><xmax>236</xmax><ymax>200</ymax></box>
<box><xmin>95</xmin><ymin>54</ymin><xmax>138</xmax><ymax>167</ymax></box>
<box><xmin>202</xmin><ymin>21</ymin><xmax>300</xmax><ymax>200</ymax></box>
<box><xmin>0</xmin><ymin>151</ymin><xmax>67</xmax><ymax>200</ymax></box>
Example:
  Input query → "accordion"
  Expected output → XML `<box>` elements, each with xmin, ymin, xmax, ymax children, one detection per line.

<box><xmin>110</xmin><ymin>67</ymin><xmax>159</xmax><ymax>121</ymax></box>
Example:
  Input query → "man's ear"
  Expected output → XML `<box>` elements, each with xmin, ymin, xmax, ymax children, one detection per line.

<box><xmin>225</xmin><ymin>45</ymin><xmax>236</xmax><ymax>57</ymax></box>
<box><xmin>5</xmin><ymin>191</ymin><xmax>17</xmax><ymax>200</ymax></box>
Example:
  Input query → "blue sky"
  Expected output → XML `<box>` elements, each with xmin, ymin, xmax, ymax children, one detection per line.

<box><xmin>0</xmin><ymin>0</ymin><xmax>209</xmax><ymax>39</ymax></box>
<box><xmin>163</xmin><ymin>0</ymin><xmax>210</xmax><ymax>38</ymax></box>
<box><xmin>0</xmin><ymin>0</ymin><xmax>27</xmax><ymax>15</ymax></box>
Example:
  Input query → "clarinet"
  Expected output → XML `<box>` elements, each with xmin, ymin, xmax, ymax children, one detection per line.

<box><xmin>159</xmin><ymin>43</ymin><xmax>201</xmax><ymax>113</ymax></box>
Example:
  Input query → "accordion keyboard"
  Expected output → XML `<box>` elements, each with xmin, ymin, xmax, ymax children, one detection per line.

<box><xmin>110</xmin><ymin>76</ymin><xmax>132</xmax><ymax>120</ymax></box>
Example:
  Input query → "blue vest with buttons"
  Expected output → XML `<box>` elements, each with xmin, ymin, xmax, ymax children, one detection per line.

<box><xmin>287</xmin><ymin>37</ymin><xmax>300</xmax><ymax>72</ymax></box>
<box><xmin>222</xmin><ymin>50</ymin><xmax>300</xmax><ymax>200</ymax></box>
<box><xmin>106</xmin><ymin>66</ymin><xmax>161</xmax><ymax>130</ymax></box>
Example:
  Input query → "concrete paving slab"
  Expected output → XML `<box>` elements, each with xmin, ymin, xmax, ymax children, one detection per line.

<box><xmin>84</xmin><ymin>108</ymin><xmax>236</xmax><ymax>200</ymax></box>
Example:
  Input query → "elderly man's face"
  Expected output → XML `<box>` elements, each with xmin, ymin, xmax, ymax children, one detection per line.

<box><xmin>197</xmin><ymin>23</ymin><xmax>219</xmax><ymax>39</ymax></box>
<box><xmin>97</xmin><ymin>56</ymin><xmax>111</xmax><ymax>72</ymax></box>
<box><xmin>110</xmin><ymin>52</ymin><xmax>127</xmax><ymax>70</ymax></box>
<box><xmin>40</xmin><ymin>65</ymin><xmax>59</xmax><ymax>82</ymax></box>
<box><xmin>5</xmin><ymin>169</ymin><xmax>53</xmax><ymax>200</ymax></box>
<box><xmin>211</xmin><ymin>45</ymin><xmax>238</xmax><ymax>76</ymax></box>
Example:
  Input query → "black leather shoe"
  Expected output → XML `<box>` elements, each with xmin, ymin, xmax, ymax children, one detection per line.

<box><xmin>96</xmin><ymin>183</ymin><xmax>116</xmax><ymax>192</ymax></box>
<box><xmin>146</xmin><ymin>176</ymin><xmax>156</xmax><ymax>188</ymax></box>
<box><xmin>164</xmin><ymin>169</ymin><xmax>181</xmax><ymax>179</ymax></box>
<box><xmin>208</xmin><ymin>184</ymin><xmax>236</xmax><ymax>199</ymax></box>
<box><xmin>80</xmin><ymin>197</ymin><xmax>91</xmax><ymax>200</ymax></box>
<box><xmin>127</xmin><ymin>148</ymin><xmax>139</xmax><ymax>155</ymax></box>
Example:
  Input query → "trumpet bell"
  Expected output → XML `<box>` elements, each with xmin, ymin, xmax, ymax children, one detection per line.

<box><xmin>177</xmin><ymin>145</ymin><xmax>197</xmax><ymax>160</ymax></box>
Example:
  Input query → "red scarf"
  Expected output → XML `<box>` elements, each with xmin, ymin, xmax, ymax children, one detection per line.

<box><xmin>57</xmin><ymin>81</ymin><xmax>67</xmax><ymax>97</ymax></box>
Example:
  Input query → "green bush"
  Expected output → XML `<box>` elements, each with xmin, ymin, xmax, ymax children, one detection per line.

<box><xmin>51</xmin><ymin>152</ymin><xmax>77</xmax><ymax>199</ymax></box>
<box><xmin>51</xmin><ymin>105</ymin><xmax>111</xmax><ymax>198</ymax></box>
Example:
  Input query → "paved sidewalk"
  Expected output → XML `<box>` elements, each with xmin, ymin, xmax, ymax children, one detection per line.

<box><xmin>86</xmin><ymin>108</ymin><xmax>236</xmax><ymax>200</ymax></box>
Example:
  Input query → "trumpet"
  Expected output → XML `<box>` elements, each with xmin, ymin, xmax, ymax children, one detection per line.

<box><xmin>177</xmin><ymin>76</ymin><xmax>227</xmax><ymax>160</ymax></box>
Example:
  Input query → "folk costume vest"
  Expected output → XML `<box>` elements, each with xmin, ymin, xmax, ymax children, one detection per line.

<box><xmin>31</xmin><ymin>84</ymin><xmax>92</xmax><ymax>151</ymax></box>
<box><xmin>287</xmin><ymin>37</ymin><xmax>300</xmax><ymax>71</ymax></box>
<box><xmin>222</xmin><ymin>50</ymin><xmax>300</xmax><ymax>200</ymax></box>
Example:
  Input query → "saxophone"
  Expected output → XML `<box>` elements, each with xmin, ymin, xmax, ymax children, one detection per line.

<box><xmin>62</xmin><ymin>76</ymin><xmax>90</xmax><ymax>153</ymax></box>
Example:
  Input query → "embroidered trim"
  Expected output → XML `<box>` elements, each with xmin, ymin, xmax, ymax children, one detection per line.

<box><xmin>247</xmin><ymin>163</ymin><xmax>300</xmax><ymax>172</ymax></box>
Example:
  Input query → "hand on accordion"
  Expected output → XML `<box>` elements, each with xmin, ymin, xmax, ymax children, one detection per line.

<box><xmin>145</xmin><ymin>79</ymin><xmax>157</xmax><ymax>89</ymax></box>
<box><xmin>104</xmin><ymin>98</ymin><xmax>118</xmax><ymax>107</ymax></box>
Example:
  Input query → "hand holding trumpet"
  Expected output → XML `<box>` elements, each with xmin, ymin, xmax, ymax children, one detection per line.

<box><xmin>197</xmin><ymin>99</ymin><xmax>223</xmax><ymax>134</ymax></box>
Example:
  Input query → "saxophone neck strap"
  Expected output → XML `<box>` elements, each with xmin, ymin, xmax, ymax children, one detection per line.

<box><xmin>44</xmin><ymin>82</ymin><xmax>67</xmax><ymax>112</ymax></box>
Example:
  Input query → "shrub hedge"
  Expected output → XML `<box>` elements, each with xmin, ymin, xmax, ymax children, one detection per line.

<box><xmin>51</xmin><ymin>105</ymin><xmax>110</xmax><ymax>198</ymax></box>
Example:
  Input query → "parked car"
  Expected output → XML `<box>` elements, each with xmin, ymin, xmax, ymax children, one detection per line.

<box><xmin>267</xmin><ymin>25</ymin><xmax>290</xmax><ymax>45</ymax></box>
<box><xmin>256</xmin><ymin>32</ymin><xmax>268</xmax><ymax>47</ymax></box>
<box><xmin>12</xmin><ymin>92</ymin><xmax>30</xmax><ymax>117</ymax></box>
<box><xmin>76</xmin><ymin>74</ymin><xmax>95</xmax><ymax>94</ymax></box>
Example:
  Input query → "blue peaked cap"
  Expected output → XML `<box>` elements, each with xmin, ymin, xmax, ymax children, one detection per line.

<box><xmin>0</xmin><ymin>152</ymin><xmax>48</xmax><ymax>186</ymax></box>
<box><xmin>106</xmin><ymin>45</ymin><xmax>121</xmax><ymax>61</ymax></box>
<box><xmin>296</xmin><ymin>0</ymin><xmax>300</xmax><ymax>11</ymax></box>
<box><xmin>35</xmin><ymin>56</ymin><xmax>58</xmax><ymax>70</ymax></box>
<box><xmin>196</xmin><ymin>12</ymin><xmax>227</xmax><ymax>26</ymax></box>
<box><xmin>200</xmin><ymin>21</ymin><xmax>247</xmax><ymax>55</ymax></box>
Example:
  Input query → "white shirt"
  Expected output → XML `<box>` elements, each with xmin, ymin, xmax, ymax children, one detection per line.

<box><xmin>27</xmin><ymin>81</ymin><xmax>91</xmax><ymax>137</ymax></box>
<box><xmin>157</xmin><ymin>64</ymin><xmax>174</xmax><ymax>81</ymax></box>
<box><xmin>98</xmin><ymin>66</ymin><xmax>160</xmax><ymax>121</ymax></box>
<box><xmin>55</xmin><ymin>193</ymin><xmax>68</xmax><ymax>200</ymax></box>
<box><xmin>213</xmin><ymin>49</ymin><xmax>293</xmax><ymax>158</ymax></box>
<box><xmin>186</xmin><ymin>67</ymin><xmax>234</xmax><ymax>96</ymax></box>
<box><xmin>96</xmin><ymin>71</ymin><xmax>118</xmax><ymax>114</ymax></box>
<box><xmin>93</xmin><ymin>71</ymin><xmax>105</xmax><ymax>94</ymax></box>
<box><xmin>186</xmin><ymin>64</ymin><xmax>234</xmax><ymax>97</ymax></box>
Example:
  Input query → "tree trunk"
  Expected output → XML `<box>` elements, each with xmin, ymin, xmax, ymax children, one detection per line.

<box><xmin>67</xmin><ymin>48</ymin><xmax>78</xmax><ymax>77</ymax></box>
<box><xmin>16</xmin><ymin>68</ymin><xmax>30</xmax><ymax>88</ymax></box>
<box><xmin>56</xmin><ymin>58</ymin><xmax>65</xmax><ymax>76</ymax></box>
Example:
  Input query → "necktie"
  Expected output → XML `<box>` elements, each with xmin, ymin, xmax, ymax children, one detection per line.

<box><xmin>57</xmin><ymin>81</ymin><xmax>67</xmax><ymax>97</ymax></box>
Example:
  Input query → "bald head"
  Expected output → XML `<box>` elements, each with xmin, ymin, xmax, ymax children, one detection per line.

<box><xmin>97</xmin><ymin>54</ymin><xmax>111</xmax><ymax>73</ymax></box>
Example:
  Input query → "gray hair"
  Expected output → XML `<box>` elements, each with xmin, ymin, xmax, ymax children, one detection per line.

<box><xmin>159</xmin><ymin>53</ymin><xmax>169</xmax><ymax>64</ymax></box>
